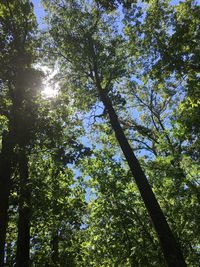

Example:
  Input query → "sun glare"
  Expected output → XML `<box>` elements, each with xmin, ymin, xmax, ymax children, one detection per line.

<box><xmin>37</xmin><ymin>65</ymin><xmax>59</xmax><ymax>98</ymax></box>
<box><xmin>42</xmin><ymin>83</ymin><xmax>58</xmax><ymax>98</ymax></box>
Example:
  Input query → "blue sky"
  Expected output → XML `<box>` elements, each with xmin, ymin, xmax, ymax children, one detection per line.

<box><xmin>32</xmin><ymin>0</ymin><xmax>45</xmax><ymax>27</ymax></box>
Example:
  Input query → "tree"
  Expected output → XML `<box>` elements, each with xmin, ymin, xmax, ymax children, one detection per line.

<box><xmin>1</xmin><ymin>0</ymin><xmax>199</xmax><ymax>265</ymax></box>
<box><xmin>0</xmin><ymin>1</ymin><xmax>42</xmax><ymax>265</ymax></box>
<box><xmin>43</xmin><ymin>1</ymin><xmax>186</xmax><ymax>265</ymax></box>
<box><xmin>30</xmin><ymin>152</ymin><xmax>87</xmax><ymax>266</ymax></box>
<box><xmin>28</xmin><ymin>98</ymin><xmax>89</xmax><ymax>266</ymax></box>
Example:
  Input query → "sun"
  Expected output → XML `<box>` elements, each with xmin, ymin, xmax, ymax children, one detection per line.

<box><xmin>42</xmin><ymin>83</ymin><xmax>58</xmax><ymax>98</ymax></box>
<box><xmin>38</xmin><ymin>65</ymin><xmax>59</xmax><ymax>98</ymax></box>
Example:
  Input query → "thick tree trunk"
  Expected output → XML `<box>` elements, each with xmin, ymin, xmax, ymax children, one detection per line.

<box><xmin>16</xmin><ymin>151</ymin><xmax>31</xmax><ymax>267</ymax></box>
<box><xmin>0</xmin><ymin>131</ymin><xmax>14</xmax><ymax>267</ymax></box>
<box><xmin>97</xmin><ymin>88</ymin><xmax>186</xmax><ymax>266</ymax></box>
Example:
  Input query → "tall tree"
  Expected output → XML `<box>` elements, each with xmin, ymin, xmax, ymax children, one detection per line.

<box><xmin>43</xmin><ymin>1</ymin><xmax>186</xmax><ymax>265</ymax></box>
<box><xmin>0</xmin><ymin>1</ymin><xmax>41</xmax><ymax>265</ymax></box>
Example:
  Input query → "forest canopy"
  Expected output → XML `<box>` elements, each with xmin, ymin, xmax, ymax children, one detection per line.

<box><xmin>0</xmin><ymin>0</ymin><xmax>200</xmax><ymax>266</ymax></box>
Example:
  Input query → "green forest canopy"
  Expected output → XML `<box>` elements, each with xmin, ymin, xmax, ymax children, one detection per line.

<box><xmin>0</xmin><ymin>0</ymin><xmax>200</xmax><ymax>266</ymax></box>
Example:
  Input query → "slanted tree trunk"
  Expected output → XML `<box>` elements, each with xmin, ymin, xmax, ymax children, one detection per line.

<box><xmin>0</xmin><ymin>131</ymin><xmax>14</xmax><ymax>267</ymax></box>
<box><xmin>92</xmin><ymin>65</ymin><xmax>187</xmax><ymax>266</ymax></box>
<box><xmin>16</xmin><ymin>151</ymin><xmax>31</xmax><ymax>267</ymax></box>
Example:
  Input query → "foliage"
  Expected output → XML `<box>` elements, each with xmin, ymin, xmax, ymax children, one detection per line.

<box><xmin>0</xmin><ymin>0</ymin><xmax>199</xmax><ymax>266</ymax></box>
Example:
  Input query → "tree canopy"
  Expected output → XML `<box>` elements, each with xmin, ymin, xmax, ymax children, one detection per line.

<box><xmin>0</xmin><ymin>0</ymin><xmax>199</xmax><ymax>266</ymax></box>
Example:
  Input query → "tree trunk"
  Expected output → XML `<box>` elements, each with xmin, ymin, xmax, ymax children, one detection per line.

<box><xmin>0</xmin><ymin>131</ymin><xmax>14</xmax><ymax>267</ymax></box>
<box><xmin>97</xmin><ymin>87</ymin><xmax>187</xmax><ymax>266</ymax></box>
<box><xmin>16</xmin><ymin>151</ymin><xmax>31</xmax><ymax>267</ymax></box>
<box><xmin>51</xmin><ymin>230</ymin><xmax>59</xmax><ymax>266</ymax></box>
<box><xmin>5</xmin><ymin>242</ymin><xmax>12</xmax><ymax>266</ymax></box>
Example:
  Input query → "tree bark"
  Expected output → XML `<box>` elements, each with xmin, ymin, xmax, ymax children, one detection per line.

<box><xmin>95</xmin><ymin>83</ymin><xmax>187</xmax><ymax>266</ymax></box>
<box><xmin>16</xmin><ymin>151</ymin><xmax>31</xmax><ymax>267</ymax></box>
<box><xmin>51</xmin><ymin>230</ymin><xmax>59</xmax><ymax>266</ymax></box>
<box><xmin>0</xmin><ymin>131</ymin><xmax>14</xmax><ymax>267</ymax></box>
<box><xmin>5</xmin><ymin>242</ymin><xmax>12</xmax><ymax>266</ymax></box>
